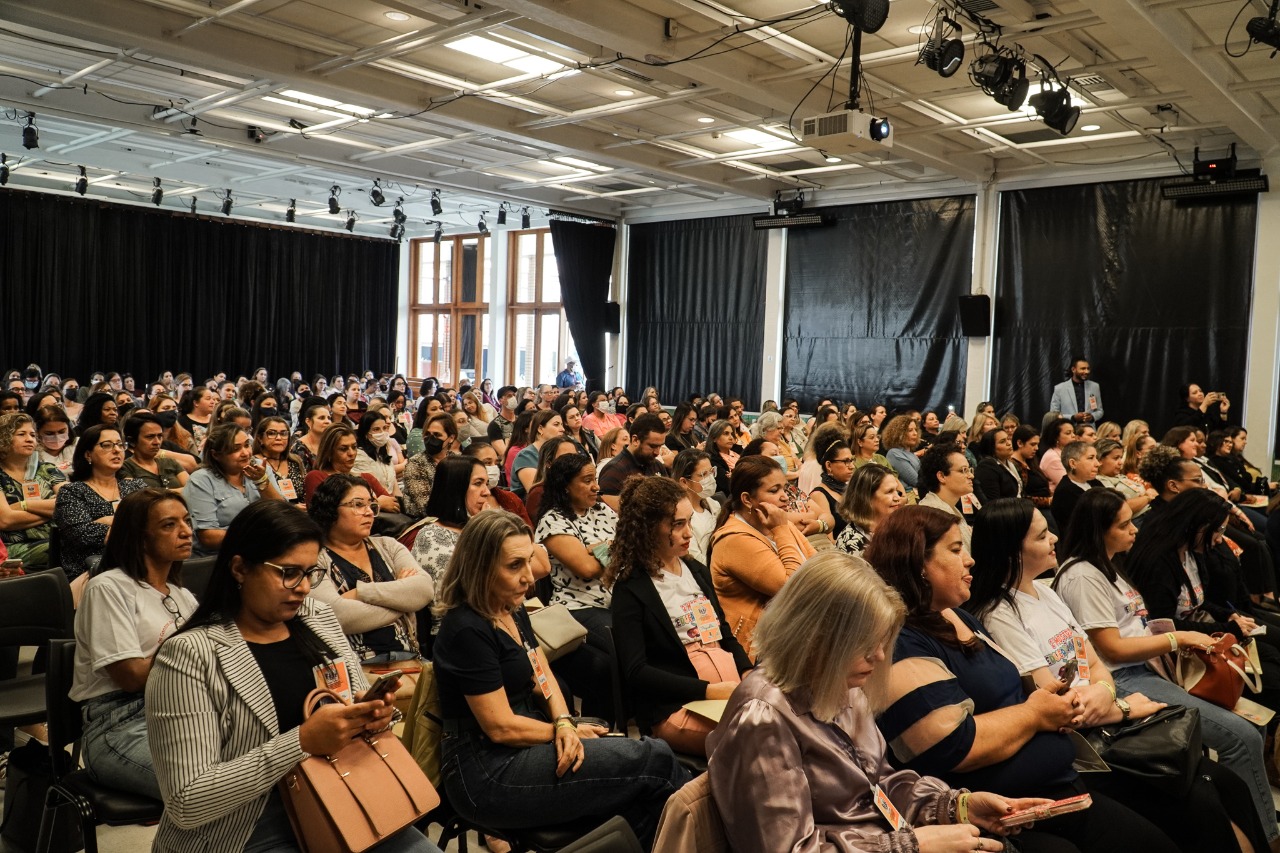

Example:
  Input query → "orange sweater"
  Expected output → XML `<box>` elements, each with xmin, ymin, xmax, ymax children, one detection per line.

<box><xmin>709</xmin><ymin>513</ymin><xmax>815</xmax><ymax>660</ymax></box>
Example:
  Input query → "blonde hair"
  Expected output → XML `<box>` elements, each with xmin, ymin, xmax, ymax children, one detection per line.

<box><xmin>966</xmin><ymin>413</ymin><xmax>997</xmax><ymax>445</ymax></box>
<box><xmin>941</xmin><ymin>414</ymin><xmax>967</xmax><ymax>434</ymax></box>
<box><xmin>434</xmin><ymin>509</ymin><xmax>531</xmax><ymax>620</ymax></box>
<box><xmin>752</xmin><ymin>552</ymin><xmax>906</xmax><ymax>721</ymax></box>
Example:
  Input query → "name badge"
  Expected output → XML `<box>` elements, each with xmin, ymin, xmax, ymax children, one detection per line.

<box><xmin>690</xmin><ymin>598</ymin><xmax>723</xmax><ymax>643</ymax></box>
<box><xmin>278</xmin><ymin>478</ymin><xmax>298</xmax><ymax>501</ymax></box>
<box><xmin>23</xmin><ymin>480</ymin><xmax>40</xmax><ymax>500</ymax></box>
<box><xmin>313</xmin><ymin>660</ymin><xmax>353</xmax><ymax>702</ymax></box>
<box><xmin>1072</xmin><ymin>635</ymin><xmax>1091</xmax><ymax>685</ymax></box>
<box><xmin>872</xmin><ymin>784</ymin><xmax>906</xmax><ymax>831</ymax></box>
<box><xmin>527</xmin><ymin>647</ymin><xmax>553</xmax><ymax>700</ymax></box>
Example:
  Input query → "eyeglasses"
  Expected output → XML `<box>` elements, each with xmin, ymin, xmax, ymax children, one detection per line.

<box><xmin>954</xmin><ymin>467</ymin><xmax>973</xmax><ymax>476</ymax></box>
<box><xmin>830</xmin><ymin>457</ymin><xmax>855</xmax><ymax>466</ymax></box>
<box><xmin>1178</xmin><ymin>476</ymin><xmax>1205</xmax><ymax>485</ymax></box>
<box><xmin>339</xmin><ymin>499</ymin><xmax>381</xmax><ymax>516</ymax></box>
<box><xmin>261</xmin><ymin>560</ymin><xmax>327</xmax><ymax>589</ymax></box>
<box><xmin>96</xmin><ymin>441</ymin><xmax>126</xmax><ymax>451</ymax></box>
<box><xmin>263</xmin><ymin>430</ymin><xmax>289</xmax><ymax>439</ymax></box>
<box><xmin>161</xmin><ymin>594</ymin><xmax>185</xmax><ymax>625</ymax></box>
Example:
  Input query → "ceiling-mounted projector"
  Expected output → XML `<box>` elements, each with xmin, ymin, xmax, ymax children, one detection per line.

<box><xmin>800</xmin><ymin>108</ymin><xmax>893</xmax><ymax>155</ymax></box>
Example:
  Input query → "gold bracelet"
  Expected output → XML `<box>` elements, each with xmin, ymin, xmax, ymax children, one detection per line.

<box><xmin>554</xmin><ymin>720</ymin><xmax>575</xmax><ymax>731</ymax></box>
<box><xmin>1099</xmin><ymin>681</ymin><xmax>1116</xmax><ymax>701</ymax></box>
<box><xmin>957</xmin><ymin>793</ymin><xmax>970</xmax><ymax>825</ymax></box>
<box><xmin>1167</xmin><ymin>632</ymin><xmax>1178</xmax><ymax>652</ymax></box>
<box><xmin>19</xmin><ymin>499</ymin><xmax>27</xmax><ymax>512</ymax></box>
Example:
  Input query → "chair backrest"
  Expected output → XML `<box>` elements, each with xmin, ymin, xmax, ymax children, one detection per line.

<box><xmin>651</xmin><ymin>773</ymin><xmax>729</xmax><ymax>853</ymax></box>
<box><xmin>179</xmin><ymin>556</ymin><xmax>218</xmax><ymax>601</ymax></box>
<box><xmin>45</xmin><ymin>638</ymin><xmax>84</xmax><ymax>754</ymax></box>
<box><xmin>602</xmin><ymin>624</ymin><xmax>631</xmax><ymax>734</ymax></box>
<box><xmin>0</xmin><ymin>570</ymin><xmax>74</xmax><ymax>646</ymax></box>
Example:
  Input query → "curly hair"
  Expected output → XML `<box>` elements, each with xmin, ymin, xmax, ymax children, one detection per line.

<box><xmin>0</xmin><ymin>412</ymin><xmax>33</xmax><ymax>457</ymax></box>
<box><xmin>307</xmin><ymin>472</ymin><xmax>371</xmax><ymax>534</ymax></box>
<box><xmin>879</xmin><ymin>414</ymin><xmax>917</xmax><ymax>451</ymax></box>
<box><xmin>606</xmin><ymin>476</ymin><xmax>687</xmax><ymax>587</ymax></box>
<box><xmin>1138</xmin><ymin>444</ymin><xmax>1197</xmax><ymax>494</ymax></box>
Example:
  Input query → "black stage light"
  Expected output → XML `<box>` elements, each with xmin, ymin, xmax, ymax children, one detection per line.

<box><xmin>345</xmin><ymin>210</ymin><xmax>357</xmax><ymax>232</ymax></box>
<box><xmin>430</xmin><ymin>190</ymin><xmax>443</xmax><ymax>216</ymax></box>
<box><xmin>286</xmin><ymin>199</ymin><xmax>296</xmax><ymax>222</ymax></box>
<box><xmin>1</xmin><ymin>154</ymin><xmax>10</xmax><ymax>186</ymax></box>
<box><xmin>389</xmin><ymin>222</ymin><xmax>405</xmax><ymax>240</ymax></box>
<box><xmin>1248</xmin><ymin>12</ymin><xmax>1280</xmax><ymax>52</ymax></box>
<box><xmin>994</xmin><ymin>61</ymin><xmax>1030</xmax><ymax>110</ymax></box>
<box><xmin>433</xmin><ymin>222</ymin><xmax>443</xmax><ymax>243</ymax></box>
<box><xmin>497</xmin><ymin>203</ymin><xmax>508</xmax><ymax>225</ymax></box>
<box><xmin>328</xmin><ymin>184</ymin><xmax>342</xmax><ymax>215</ymax></box>
<box><xmin>21</xmin><ymin>115</ymin><xmax>37</xmax><ymax>150</ymax></box>
<box><xmin>392</xmin><ymin>198</ymin><xmax>407</xmax><ymax>224</ymax></box>
<box><xmin>477</xmin><ymin>212</ymin><xmax>488</xmax><ymax>234</ymax></box>
<box><xmin>1028</xmin><ymin>85</ymin><xmax>1079</xmax><ymax>136</ymax></box>
<box><xmin>190</xmin><ymin>197</ymin><xmax>198</xmax><ymax>214</ymax></box>
<box><xmin>74</xmin><ymin>166</ymin><xmax>87</xmax><ymax>196</ymax></box>
<box><xmin>369</xmin><ymin>179</ymin><xmax>385</xmax><ymax>206</ymax></box>
<box><xmin>922</xmin><ymin>17</ymin><xmax>964</xmax><ymax>78</ymax></box>
<box><xmin>520</xmin><ymin>207</ymin><xmax>530</xmax><ymax>229</ymax></box>
<box><xmin>151</xmin><ymin>178</ymin><xmax>164</xmax><ymax>206</ymax></box>
<box><xmin>220</xmin><ymin>191</ymin><xmax>233</xmax><ymax>215</ymax></box>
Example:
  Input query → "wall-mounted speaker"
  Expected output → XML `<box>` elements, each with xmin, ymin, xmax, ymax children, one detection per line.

<box><xmin>604</xmin><ymin>301</ymin><xmax>621</xmax><ymax>334</ymax></box>
<box><xmin>958</xmin><ymin>294</ymin><xmax>991</xmax><ymax>337</ymax></box>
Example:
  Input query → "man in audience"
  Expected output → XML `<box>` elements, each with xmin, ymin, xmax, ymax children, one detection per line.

<box><xmin>486</xmin><ymin>385</ymin><xmax>519</xmax><ymax>457</ymax></box>
<box><xmin>1049</xmin><ymin>355</ymin><xmax>1103</xmax><ymax>424</ymax></box>
<box><xmin>555</xmin><ymin>358</ymin><xmax>582</xmax><ymax>389</ymax></box>
<box><xmin>598</xmin><ymin>412</ymin><xmax>670</xmax><ymax>510</ymax></box>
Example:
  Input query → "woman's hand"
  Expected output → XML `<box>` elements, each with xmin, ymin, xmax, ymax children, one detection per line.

<box><xmin>1025</xmin><ymin>686</ymin><xmax>1081</xmax><ymax>732</ymax></box>
<box><xmin>1078</xmin><ymin>682</ymin><xmax>1118</xmax><ymax>728</ymax></box>
<box><xmin>705</xmin><ymin>681</ymin><xmax>738</xmax><ymax>700</ymax></box>
<box><xmin>1174</xmin><ymin>630</ymin><xmax>1216</xmax><ymax>650</ymax></box>
<box><xmin>299</xmin><ymin>699</ymin><xmax>389</xmax><ymax>756</ymax></box>
<box><xmin>1228</xmin><ymin>613</ymin><xmax>1258</xmax><ymax>635</ymax></box>
<box><xmin>1123</xmin><ymin>692</ymin><xmax>1166</xmax><ymax>720</ymax></box>
<box><xmin>376</xmin><ymin>494</ymin><xmax>400</xmax><ymax>513</ymax></box>
<box><xmin>553</xmin><ymin>724</ymin><xmax>585</xmax><ymax>777</ymax></box>
<box><xmin>964</xmin><ymin>793</ymin><xmax>1053</xmax><ymax>836</ymax></box>
<box><xmin>243</xmin><ymin>458</ymin><xmax>267</xmax><ymax>482</ymax></box>
<box><xmin>753</xmin><ymin>502</ymin><xmax>790</xmax><ymax>531</ymax></box>
<box><xmin>576</xmin><ymin>722</ymin><xmax>607</xmax><ymax>739</ymax></box>
<box><xmin>914</xmin><ymin>824</ymin><xmax>1001</xmax><ymax>852</ymax></box>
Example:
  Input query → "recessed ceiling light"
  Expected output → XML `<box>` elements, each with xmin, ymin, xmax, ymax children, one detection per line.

<box><xmin>1081</xmin><ymin>124</ymin><xmax>1101</xmax><ymax>132</ymax></box>
<box><xmin>908</xmin><ymin>25</ymin><xmax>930</xmax><ymax>34</ymax></box>
<box><xmin>384</xmin><ymin>11</ymin><xmax>410</xmax><ymax>21</ymax></box>
<box><xmin>697</xmin><ymin>117</ymin><xmax>715</xmax><ymax>124</ymax></box>
<box><xmin>615</xmin><ymin>89</ymin><xmax>635</xmax><ymax>97</ymax></box>
<box><xmin>725</xmin><ymin>128</ymin><xmax>792</xmax><ymax>150</ymax></box>
<box><xmin>446</xmin><ymin>35</ymin><xmax>528</xmax><ymax>64</ymax></box>
<box><xmin>825</xmin><ymin>155</ymin><xmax>841</xmax><ymax>163</ymax></box>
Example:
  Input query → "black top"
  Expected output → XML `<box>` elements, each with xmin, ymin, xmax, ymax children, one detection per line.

<box><xmin>1168</xmin><ymin>403</ymin><xmax>1227</xmax><ymax>434</ymax></box>
<box><xmin>247</xmin><ymin>624</ymin><xmax>320</xmax><ymax>734</ymax></box>
<box><xmin>610</xmin><ymin>558</ymin><xmax>752</xmax><ymax>731</ymax></box>
<box><xmin>598</xmin><ymin>448</ymin><xmax>664</xmax><ymax>497</ymax></box>
<box><xmin>434</xmin><ymin>604</ymin><xmax>541</xmax><ymax>722</ymax></box>
<box><xmin>809</xmin><ymin>484</ymin><xmax>848</xmax><ymax>538</ymax></box>
<box><xmin>1049</xmin><ymin>478</ymin><xmax>1098</xmax><ymax>531</ymax></box>
<box><xmin>705</xmin><ymin>448</ymin><xmax>736</xmax><ymax>496</ymax></box>
<box><xmin>973</xmin><ymin>457</ymin><xmax>1019</xmax><ymax>504</ymax></box>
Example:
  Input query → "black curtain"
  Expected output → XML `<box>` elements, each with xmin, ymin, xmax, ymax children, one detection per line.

<box><xmin>550</xmin><ymin>219</ymin><xmax>616</xmax><ymax>392</ymax></box>
<box><xmin>0</xmin><ymin>189</ymin><xmax>399</xmax><ymax>383</ymax></box>
<box><xmin>626</xmin><ymin>214</ymin><xmax>766</xmax><ymax>407</ymax></box>
<box><xmin>783</xmin><ymin>196</ymin><xmax>974</xmax><ymax>412</ymax></box>
<box><xmin>992</xmin><ymin>178</ymin><xmax>1256</xmax><ymax>431</ymax></box>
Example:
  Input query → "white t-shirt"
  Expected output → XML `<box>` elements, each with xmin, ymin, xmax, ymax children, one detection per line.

<box><xmin>652</xmin><ymin>560</ymin><xmax>721</xmax><ymax>645</ymax></box>
<box><xmin>688</xmin><ymin>498</ymin><xmax>720</xmax><ymax>566</ymax></box>
<box><xmin>70</xmin><ymin>569</ymin><xmax>199</xmax><ymax>702</ymax></box>
<box><xmin>1177</xmin><ymin>551</ymin><xmax>1205</xmax><ymax>619</ymax></box>
<box><xmin>536</xmin><ymin>504</ymin><xmax>618</xmax><ymax>610</ymax></box>
<box><xmin>981</xmin><ymin>582</ymin><xmax>1090</xmax><ymax>688</ymax></box>
<box><xmin>1054</xmin><ymin>560</ymin><xmax>1150</xmax><ymax>671</ymax></box>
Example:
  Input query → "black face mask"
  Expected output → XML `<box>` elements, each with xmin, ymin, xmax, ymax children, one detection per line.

<box><xmin>424</xmin><ymin>435</ymin><xmax>445</xmax><ymax>456</ymax></box>
<box><xmin>155</xmin><ymin>410</ymin><xmax>179</xmax><ymax>428</ymax></box>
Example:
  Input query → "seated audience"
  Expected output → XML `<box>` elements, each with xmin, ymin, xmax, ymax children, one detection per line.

<box><xmin>306</xmin><ymin>473</ymin><xmax>432</xmax><ymax>663</ymax></box>
<box><xmin>460</xmin><ymin>441</ymin><xmax>532</xmax><ymax>525</ymax></box>
<box><xmin>881</xmin><ymin>414</ymin><xmax>924</xmax><ymax>494</ymax></box>
<box><xmin>70</xmin><ymin>489</ymin><xmax>197</xmax><ymax>799</ymax></box>
<box><xmin>146</xmin><ymin>501</ymin><xmax>437</xmax><ymax>853</ymax></box>
<box><xmin>289</xmin><ymin>397</ymin><xmax>331</xmax><ymax>472</ymax></box>
<box><xmin>55</xmin><ymin>424</ymin><xmax>148</xmax><ymax>578</ymax></box>
<box><xmin>119</xmin><ymin>411</ymin><xmax>188</xmax><ymax>490</ymax></box>
<box><xmin>413</xmin><ymin>456</ymin><xmax>509</xmax><ymax>593</ymax></box>
<box><xmin>664</xmin><ymin>402</ymin><xmax>699</xmax><ymax>454</ymax></box>
<box><xmin>1054</xmin><ymin>488</ymin><xmax>1280</xmax><ymax>841</ymax></box>
<box><xmin>834</xmin><ymin>463</ymin><xmax>904</xmax><ymax>556</ymax></box>
<box><xmin>513</xmin><ymin>410</ymin><xmax>564</xmax><ymax>498</ymax></box>
<box><xmin>582</xmin><ymin>391</ymin><xmax>620</xmax><ymax>440</ymax></box>
<box><xmin>973</xmin><ymin>427</ymin><xmax>1020</xmax><ymax>502</ymax></box>
<box><xmin>186</xmin><ymin>422</ymin><xmax>284</xmax><ymax>555</ymax></box>
<box><xmin>607</xmin><ymin>476</ymin><xmax>751</xmax><ymax>756</ymax></box>
<box><xmin>671</xmin><ymin>448</ymin><xmax>719</xmax><ymax>565</ymax></box>
<box><xmin>703</xmin><ymin>419</ymin><xmax>740</xmax><ymax>496</ymax></box>
<box><xmin>1037</xmin><ymin>417</ymin><xmax>1075</xmax><ymax>491</ymax></box>
<box><xmin>917</xmin><ymin>443</ymin><xmax>980</xmax><ymax>549</ymax></box>
<box><xmin>177</xmin><ymin>387</ymin><xmax>217</xmax><ymax>451</ymax></box>
<box><xmin>303</xmin><ymin>424</ymin><xmax>399</xmax><ymax>512</ymax></box>
<box><xmin>402</xmin><ymin>412</ymin><xmax>458</xmax><ymax>518</ymax></box>
<box><xmin>352</xmin><ymin>408</ymin><xmax>402</xmax><ymax>499</ymax></box>
<box><xmin>1010</xmin><ymin>424</ymin><xmax>1053</xmax><ymax>517</ymax></box>
<box><xmin>595</xmin><ymin>426</ymin><xmax>629</xmax><ymax>477</ymax></box>
<box><xmin>1048</xmin><ymin>440</ymin><xmax>1100</xmax><ymax>530</ymax></box>
<box><xmin>710</xmin><ymin>456</ymin><xmax>816</xmax><ymax>658</ymax></box>
<box><xmin>805</xmin><ymin>431</ymin><xmax>853</xmax><ymax>541</ymax></box>
<box><xmin>0</xmin><ymin>412</ymin><xmax>66</xmax><ymax>568</ymax></box>
<box><xmin>501</xmin><ymin>410</ymin><xmax>536</xmax><ymax>488</ymax></box>
<box><xmin>34</xmin><ymin>404</ymin><xmax>76</xmax><ymax>473</ymax></box>
<box><xmin>710</xmin><ymin>551</ymin><xmax>1046</xmax><ymax>853</ymax></box>
<box><xmin>523</xmin><ymin>437</ymin><xmax>577</xmax><ymax>523</ymax></box>
<box><xmin>1095</xmin><ymin>421</ymin><xmax>1122</xmax><ymax>444</ymax></box>
<box><xmin>560</xmin><ymin>403</ymin><xmax>598</xmax><ymax>461</ymax></box>
<box><xmin>254</xmin><ymin>416</ymin><xmax>305</xmax><ymax>506</ymax></box>
<box><xmin>77</xmin><ymin>391</ymin><xmax>120</xmax><ymax>433</ymax></box>
<box><xmin>866</xmin><ymin>507</ymin><xmax>1181</xmax><ymax>853</ymax></box>
<box><xmin>597</xmin><ymin>412</ymin><xmax>669</xmax><ymax>511</ymax></box>
<box><xmin>850</xmin><ymin>421</ymin><xmax>892</xmax><ymax>471</ymax></box>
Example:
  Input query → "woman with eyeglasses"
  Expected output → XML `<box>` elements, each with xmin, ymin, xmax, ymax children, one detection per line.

<box><xmin>54</xmin><ymin>424</ymin><xmax>149</xmax><ymax>579</ymax></box>
<box><xmin>306</xmin><ymin>474</ymin><xmax>432</xmax><ymax>665</ymax></box>
<box><xmin>120</xmin><ymin>411</ymin><xmax>189</xmax><ymax>491</ymax></box>
<box><xmin>145</xmin><ymin>501</ymin><xmax>440</xmax><ymax>853</ymax></box>
<box><xmin>254</xmin><ymin>416</ymin><xmax>306</xmax><ymax>507</ymax></box>
<box><xmin>916</xmin><ymin>443</ymin><xmax>980</xmax><ymax>550</ymax></box>
<box><xmin>185</xmin><ymin>422</ymin><xmax>286</xmax><ymax>556</ymax></box>
<box><xmin>70</xmin><ymin>489</ymin><xmax>197</xmax><ymax>800</ymax></box>
<box><xmin>806</xmin><ymin>430</ymin><xmax>855</xmax><ymax>541</ymax></box>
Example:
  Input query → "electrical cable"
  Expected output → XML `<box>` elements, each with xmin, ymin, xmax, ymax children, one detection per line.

<box><xmin>1225</xmin><ymin>0</ymin><xmax>1260</xmax><ymax>57</ymax></box>
<box><xmin>783</xmin><ymin>27</ymin><xmax>853</xmax><ymax>142</ymax></box>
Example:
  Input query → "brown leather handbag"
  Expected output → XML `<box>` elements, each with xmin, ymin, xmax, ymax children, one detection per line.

<box><xmin>279</xmin><ymin>688</ymin><xmax>440</xmax><ymax>853</ymax></box>
<box><xmin>1176</xmin><ymin>632</ymin><xmax>1262</xmax><ymax>710</ymax></box>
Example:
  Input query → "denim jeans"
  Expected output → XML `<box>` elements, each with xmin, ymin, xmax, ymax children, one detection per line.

<box><xmin>245</xmin><ymin>790</ymin><xmax>442</xmax><ymax>853</ymax></box>
<box><xmin>81</xmin><ymin>692</ymin><xmax>160</xmax><ymax>800</ymax></box>
<box><xmin>441</xmin><ymin>729</ymin><xmax>690</xmax><ymax>848</ymax></box>
<box><xmin>1112</xmin><ymin>663</ymin><xmax>1279</xmax><ymax>840</ymax></box>
<box><xmin>551</xmin><ymin>606</ymin><xmax>615</xmax><ymax>720</ymax></box>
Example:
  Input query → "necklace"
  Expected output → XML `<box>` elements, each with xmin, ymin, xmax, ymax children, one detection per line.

<box><xmin>494</xmin><ymin>610</ymin><xmax>523</xmax><ymax>646</ymax></box>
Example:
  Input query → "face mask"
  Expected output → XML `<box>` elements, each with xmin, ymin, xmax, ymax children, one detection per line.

<box><xmin>41</xmin><ymin>432</ymin><xmax>68</xmax><ymax>450</ymax></box>
<box><xmin>368</xmin><ymin>430</ymin><xmax>390</xmax><ymax>448</ymax></box>
<box><xmin>155</xmin><ymin>410</ymin><xmax>178</xmax><ymax>428</ymax></box>
<box><xmin>486</xmin><ymin>465</ymin><xmax>501</xmax><ymax>488</ymax></box>
<box><xmin>503</xmin><ymin>397</ymin><xmax>517</xmax><ymax>411</ymax></box>
<box><xmin>772</xmin><ymin>455</ymin><xmax>788</xmax><ymax>474</ymax></box>
<box><xmin>424</xmin><ymin>435</ymin><xmax>445</xmax><ymax>455</ymax></box>
<box><xmin>603</xmin><ymin>402</ymin><xmax>616</xmax><ymax>415</ymax></box>
<box><xmin>24</xmin><ymin>380</ymin><xmax>37</xmax><ymax>390</ymax></box>
<box><xmin>698</xmin><ymin>474</ymin><xmax>717</xmax><ymax>498</ymax></box>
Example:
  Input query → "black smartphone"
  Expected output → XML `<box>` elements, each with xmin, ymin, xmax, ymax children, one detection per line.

<box><xmin>359</xmin><ymin>669</ymin><xmax>403</xmax><ymax>703</ymax></box>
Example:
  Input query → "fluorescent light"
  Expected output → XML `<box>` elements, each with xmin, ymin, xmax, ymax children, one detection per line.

<box><xmin>280</xmin><ymin>89</ymin><xmax>342</xmax><ymax>108</ymax></box>
<box><xmin>335</xmin><ymin>103</ymin><xmax>375</xmax><ymax>116</ymax></box>
<box><xmin>384</xmin><ymin>11</ymin><xmax>410</xmax><ymax>21</ymax></box>
<box><xmin>615</xmin><ymin>89</ymin><xmax>635</xmax><ymax>96</ymax></box>
<box><xmin>263</xmin><ymin>96</ymin><xmax>317</xmax><ymax>111</ymax></box>
<box><xmin>726</xmin><ymin>128</ymin><xmax>792</xmax><ymax>150</ymax></box>
<box><xmin>825</xmin><ymin>155</ymin><xmax>841</xmax><ymax>163</ymax></box>
<box><xmin>554</xmin><ymin>156</ymin><xmax>611</xmax><ymax>172</ymax></box>
<box><xmin>446</xmin><ymin>35</ymin><xmax>528</xmax><ymax>64</ymax></box>
<box><xmin>505</xmin><ymin>55</ymin><xmax>564</xmax><ymax>75</ymax></box>
<box><xmin>1081</xmin><ymin>124</ymin><xmax>1101</xmax><ymax>132</ymax></box>
<box><xmin>908</xmin><ymin>25</ymin><xmax>929</xmax><ymax>34</ymax></box>
<box><xmin>697</xmin><ymin>116</ymin><xmax>715</xmax><ymax>124</ymax></box>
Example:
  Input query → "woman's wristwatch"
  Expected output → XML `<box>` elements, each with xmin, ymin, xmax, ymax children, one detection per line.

<box><xmin>1113</xmin><ymin>695</ymin><xmax>1131</xmax><ymax>721</ymax></box>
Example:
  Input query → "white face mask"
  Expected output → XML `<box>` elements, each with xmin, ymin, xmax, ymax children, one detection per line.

<box><xmin>485</xmin><ymin>465</ymin><xmax>501</xmax><ymax>488</ymax></box>
<box><xmin>368</xmin><ymin>430</ymin><xmax>390</xmax><ymax>447</ymax></box>
<box><xmin>698</xmin><ymin>474</ymin><xmax>717</xmax><ymax>498</ymax></box>
<box><xmin>772</xmin><ymin>455</ymin><xmax>788</xmax><ymax>474</ymax></box>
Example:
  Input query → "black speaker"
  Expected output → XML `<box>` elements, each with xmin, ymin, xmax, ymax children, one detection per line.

<box><xmin>958</xmin><ymin>294</ymin><xmax>991</xmax><ymax>337</ymax></box>
<box><xmin>604</xmin><ymin>301</ymin><xmax>621</xmax><ymax>334</ymax></box>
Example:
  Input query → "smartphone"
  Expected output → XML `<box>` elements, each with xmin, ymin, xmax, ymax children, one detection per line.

<box><xmin>251</xmin><ymin>456</ymin><xmax>263</xmax><ymax>468</ymax></box>
<box><xmin>0</xmin><ymin>559</ymin><xmax>23</xmax><ymax>578</ymax></box>
<box><xmin>1054</xmin><ymin>658</ymin><xmax>1079</xmax><ymax>688</ymax></box>
<box><xmin>359</xmin><ymin>669</ymin><xmax>403</xmax><ymax>703</ymax></box>
<box><xmin>1000</xmin><ymin>794</ymin><xmax>1092</xmax><ymax>828</ymax></box>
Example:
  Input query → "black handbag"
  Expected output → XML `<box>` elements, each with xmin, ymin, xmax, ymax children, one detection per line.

<box><xmin>1</xmin><ymin>740</ymin><xmax>84</xmax><ymax>853</ymax></box>
<box><xmin>1083</xmin><ymin>705</ymin><xmax>1202</xmax><ymax>797</ymax></box>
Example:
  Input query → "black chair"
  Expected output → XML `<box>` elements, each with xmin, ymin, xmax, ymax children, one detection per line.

<box><xmin>429</xmin><ymin>792</ymin><xmax>610</xmax><ymax>853</ymax></box>
<box><xmin>178</xmin><ymin>555</ymin><xmax>217</xmax><ymax>601</ymax></box>
<box><xmin>0</xmin><ymin>571</ymin><xmax>74</xmax><ymax>733</ymax></box>
<box><xmin>36</xmin><ymin>639</ymin><xmax>164</xmax><ymax>853</ymax></box>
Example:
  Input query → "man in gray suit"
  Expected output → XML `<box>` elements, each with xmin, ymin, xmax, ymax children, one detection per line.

<box><xmin>1050</xmin><ymin>356</ymin><xmax>1104</xmax><ymax>424</ymax></box>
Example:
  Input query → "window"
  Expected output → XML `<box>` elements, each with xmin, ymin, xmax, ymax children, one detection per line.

<box><xmin>508</xmin><ymin>229</ymin><xmax>576</xmax><ymax>388</ymax></box>
<box><xmin>409</xmin><ymin>235</ymin><xmax>491</xmax><ymax>386</ymax></box>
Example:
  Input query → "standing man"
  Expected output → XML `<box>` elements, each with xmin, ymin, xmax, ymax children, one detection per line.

<box><xmin>555</xmin><ymin>358</ymin><xmax>583</xmax><ymax>390</ymax></box>
<box><xmin>1050</xmin><ymin>355</ymin><xmax>1103</xmax><ymax>424</ymax></box>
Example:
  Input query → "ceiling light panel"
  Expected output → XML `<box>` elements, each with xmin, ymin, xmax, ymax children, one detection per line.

<box><xmin>445</xmin><ymin>36</ymin><xmax>528</xmax><ymax>64</ymax></box>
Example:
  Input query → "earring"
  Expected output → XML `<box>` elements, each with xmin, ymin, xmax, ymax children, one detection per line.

<box><xmin>236</xmin><ymin>582</ymin><xmax>243</xmax><ymax>590</ymax></box>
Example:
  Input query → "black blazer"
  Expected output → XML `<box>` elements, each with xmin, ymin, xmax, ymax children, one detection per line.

<box><xmin>974</xmin><ymin>457</ymin><xmax>1019</xmax><ymax>504</ymax></box>
<box><xmin>610</xmin><ymin>557</ymin><xmax>752</xmax><ymax>731</ymax></box>
<box><xmin>1049</xmin><ymin>478</ymin><xmax>1098</xmax><ymax>531</ymax></box>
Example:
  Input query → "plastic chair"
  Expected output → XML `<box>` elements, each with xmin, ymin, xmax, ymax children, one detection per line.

<box><xmin>178</xmin><ymin>555</ymin><xmax>217</xmax><ymax>601</ymax></box>
<box><xmin>0</xmin><ymin>571</ymin><xmax>74</xmax><ymax>731</ymax></box>
<box><xmin>35</xmin><ymin>639</ymin><xmax>164</xmax><ymax>853</ymax></box>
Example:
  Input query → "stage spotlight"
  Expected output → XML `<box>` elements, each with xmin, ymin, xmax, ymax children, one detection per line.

<box><xmin>369</xmin><ymin>179</ymin><xmax>385</xmax><ymax>206</ymax></box>
<box><xmin>1</xmin><ymin>154</ymin><xmax>9</xmax><ymax>186</ymax></box>
<box><xmin>345</xmin><ymin>210</ymin><xmax>357</xmax><ymax>232</ymax></box>
<box><xmin>521</xmin><ymin>207</ymin><xmax>531</xmax><ymax>229</ymax></box>
<box><xmin>220</xmin><ymin>191</ymin><xmax>233</xmax><ymax>215</ymax></box>
<box><xmin>389</xmin><ymin>222</ymin><xmax>405</xmax><ymax>240</ymax></box>
<box><xmin>1247</xmin><ymin>11</ymin><xmax>1280</xmax><ymax>52</ymax></box>
<box><xmin>190</xmin><ymin>197</ymin><xmax>198</xmax><ymax>214</ymax></box>
<box><xmin>477</xmin><ymin>212</ymin><xmax>488</xmax><ymax>234</ymax></box>
<box><xmin>993</xmin><ymin>61</ymin><xmax>1030</xmax><ymax>110</ymax></box>
<box><xmin>328</xmin><ymin>185</ymin><xmax>342</xmax><ymax>215</ymax></box>
<box><xmin>497</xmin><ymin>203</ymin><xmax>508</xmax><ymax>226</ymax></box>
<box><xmin>921</xmin><ymin>17</ymin><xmax>964</xmax><ymax>78</ymax></box>
<box><xmin>151</xmin><ymin>178</ymin><xmax>164</xmax><ymax>206</ymax></box>
<box><xmin>1028</xmin><ymin>85</ymin><xmax>1079</xmax><ymax>136</ymax></box>
<box><xmin>432</xmin><ymin>222</ymin><xmax>443</xmax><ymax>243</ymax></box>
<box><xmin>21</xmin><ymin>114</ymin><xmax>37</xmax><ymax>150</ymax></box>
<box><xmin>286</xmin><ymin>199</ymin><xmax>296</xmax><ymax>222</ymax></box>
<box><xmin>392</xmin><ymin>198</ymin><xmax>407</xmax><ymax>224</ymax></box>
<box><xmin>74</xmin><ymin>166</ymin><xmax>87</xmax><ymax>196</ymax></box>
<box><xmin>430</xmin><ymin>190</ymin><xmax>442</xmax><ymax>216</ymax></box>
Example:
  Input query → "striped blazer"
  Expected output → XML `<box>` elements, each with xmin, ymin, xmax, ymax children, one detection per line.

<box><xmin>145</xmin><ymin>599</ymin><xmax>368</xmax><ymax>852</ymax></box>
